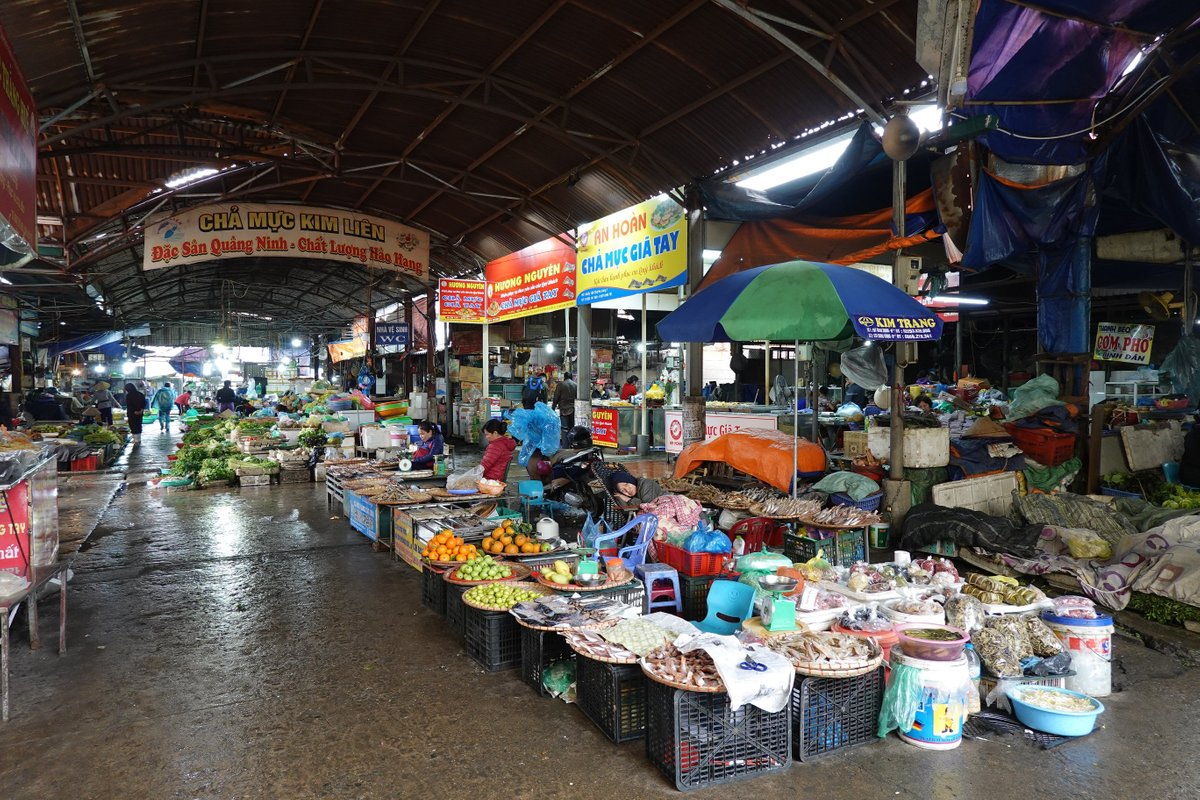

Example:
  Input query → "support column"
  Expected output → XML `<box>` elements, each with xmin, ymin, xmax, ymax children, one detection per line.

<box><xmin>683</xmin><ymin>184</ymin><xmax>705</xmax><ymax>450</ymax></box>
<box><xmin>889</xmin><ymin>157</ymin><xmax>907</xmax><ymax>482</ymax></box>
<box><xmin>404</xmin><ymin>296</ymin><xmax>415</xmax><ymax>395</ymax></box>
<box><xmin>638</xmin><ymin>292</ymin><xmax>649</xmax><ymax>455</ymax></box>
<box><xmin>576</xmin><ymin>304</ymin><xmax>592</xmax><ymax>432</ymax></box>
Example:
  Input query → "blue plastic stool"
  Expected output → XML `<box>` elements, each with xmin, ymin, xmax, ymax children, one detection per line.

<box><xmin>637</xmin><ymin>563</ymin><xmax>682</xmax><ymax>614</ymax></box>
<box><xmin>518</xmin><ymin>479</ymin><xmax>555</xmax><ymax>523</ymax></box>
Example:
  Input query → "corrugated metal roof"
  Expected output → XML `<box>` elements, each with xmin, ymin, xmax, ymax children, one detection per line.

<box><xmin>2</xmin><ymin>0</ymin><xmax>926</xmax><ymax>332</ymax></box>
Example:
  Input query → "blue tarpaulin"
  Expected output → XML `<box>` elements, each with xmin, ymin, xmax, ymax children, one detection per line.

<box><xmin>43</xmin><ymin>326</ymin><xmax>150</xmax><ymax>359</ymax></box>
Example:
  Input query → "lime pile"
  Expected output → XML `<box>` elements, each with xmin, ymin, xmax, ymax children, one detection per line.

<box><xmin>464</xmin><ymin>583</ymin><xmax>543</xmax><ymax>609</ymax></box>
<box><xmin>454</xmin><ymin>554</ymin><xmax>513</xmax><ymax>581</ymax></box>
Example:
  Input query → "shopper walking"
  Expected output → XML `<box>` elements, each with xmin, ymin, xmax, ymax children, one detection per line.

<box><xmin>124</xmin><ymin>383</ymin><xmax>146</xmax><ymax>444</ymax></box>
<box><xmin>552</xmin><ymin>370</ymin><xmax>578</xmax><ymax>443</ymax></box>
<box><xmin>215</xmin><ymin>380</ymin><xmax>238</xmax><ymax>414</ymax></box>
<box><xmin>151</xmin><ymin>382</ymin><xmax>176</xmax><ymax>433</ymax></box>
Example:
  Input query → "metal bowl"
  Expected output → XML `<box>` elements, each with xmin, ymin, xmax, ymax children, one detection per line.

<box><xmin>574</xmin><ymin>573</ymin><xmax>608</xmax><ymax>588</ymax></box>
<box><xmin>758</xmin><ymin>574</ymin><xmax>799</xmax><ymax>593</ymax></box>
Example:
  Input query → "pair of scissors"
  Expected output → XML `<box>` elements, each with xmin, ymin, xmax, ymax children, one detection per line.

<box><xmin>738</xmin><ymin>654</ymin><xmax>767</xmax><ymax>672</ymax></box>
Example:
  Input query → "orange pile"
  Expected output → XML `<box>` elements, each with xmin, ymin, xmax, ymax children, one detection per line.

<box><xmin>422</xmin><ymin>529</ymin><xmax>478</xmax><ymax>562</ymax></box>
<box><xmin>481</xmin><ymin>519</ymin><xmax>539</xmax><ymax>555</ymax></box>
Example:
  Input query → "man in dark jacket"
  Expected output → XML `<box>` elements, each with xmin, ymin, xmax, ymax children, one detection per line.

<box><xmin>124</xmin><ymin>383</ymin><xmax>147</xmax><ymax>444</ymax></box>
<box><xmin>552</xmin><ymin>371</ymin><xmax>578</xmax><ymax>442</ymax></box>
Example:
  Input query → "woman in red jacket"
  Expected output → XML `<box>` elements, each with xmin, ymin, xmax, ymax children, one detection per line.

<box><xmin>479</xmin><ymin>419</ymin><xmax>517</xmax><ymax>481</ymax></box>
<box><xmin>619</xmin><ymin>375</ymin><xmax>640</xmax><ymax>402</ymax></box>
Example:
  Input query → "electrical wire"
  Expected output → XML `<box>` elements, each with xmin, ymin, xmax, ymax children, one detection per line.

<box><xmin>950</xmin><ymin>73</ymin><xmax>1170</xmax><ymax>141</ymax></box>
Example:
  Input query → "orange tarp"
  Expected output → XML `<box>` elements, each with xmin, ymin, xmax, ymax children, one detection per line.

<box><xmin>673</xmin><ymin>429</ymin><xmax>827</xmax><ymax>493</ymax></box>
<box><xmin>701</xmin><ymin>188</ymin><xmax>937</xmax><ymax>289</ymax></box>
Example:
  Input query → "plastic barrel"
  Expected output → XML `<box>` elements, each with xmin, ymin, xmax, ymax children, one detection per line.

<box><xmin>1041</xmin><ymin>612</ymin><xmax>1113</xmax><ymax>698</ymax></box>
<box><xmin>891</xmin><ymin>646</ymin><xmax>970</xmax><ymax>750</ymax></box>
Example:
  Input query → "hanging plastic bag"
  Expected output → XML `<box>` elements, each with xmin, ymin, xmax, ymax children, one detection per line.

<box><xmin>878</xmin><ymin>661</ymin><xmax>923</xmax><ymax>736</ymax></box>
<box><xmin>447</xmin><ymin>465</ymin><xmax>484</xmax><ymax>491</ymax></box>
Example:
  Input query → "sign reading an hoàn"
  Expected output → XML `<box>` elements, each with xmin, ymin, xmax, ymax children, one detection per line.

<box><xmin>1094</xmin><ymin>322</ymin><xmax>1154</xmax><ymax>365</ymax></box>
<box><xmin>576</xmin><ymin>196</ymin><xmax>687</xmax><ymax>305</ymax></box>
<box><xmin>143</xmin><ymin>203</ymin><xmax>429</xmax><ymax>281</ymax></box>
<box><xmin>590</xmin><ymin>408</ymin><xmax>619</xmax><ymax>448</ymax></box>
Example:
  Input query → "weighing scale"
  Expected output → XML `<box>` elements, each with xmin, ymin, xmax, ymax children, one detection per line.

<box><xmin>757</xmin><ymin>574</ymin><xmax>800</xmax><ymax>632</ymax></box>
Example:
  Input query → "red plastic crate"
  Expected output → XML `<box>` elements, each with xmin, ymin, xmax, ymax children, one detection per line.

<box><xmin>654</xmin><ymin>541</ymin><xmax>727</xmax><ymax>577</ymax></box>
<box><xmin>71</xmin><ymin>454</ymin><xmax>99</xmax><ymax>471</ymax></box>
<box><xmin>1005</xmin><ymin>425</ymin><xmax>1076</xmax><ymax>467</ymax></box>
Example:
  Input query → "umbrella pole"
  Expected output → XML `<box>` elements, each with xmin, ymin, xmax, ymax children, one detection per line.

<box><xmin>793</xmin><ymin>339</ymin><xmax>799</xmax><ymax>499</ymax></box>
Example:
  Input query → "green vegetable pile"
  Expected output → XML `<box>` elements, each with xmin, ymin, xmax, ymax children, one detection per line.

<box><xmin>83</xmin><ymin>429</ymin><xmax>122</xmax><ymax>446</ymax></box>
<box><xmin>1127</xmin><ymin>592</ymin><xmax>1200</xmax><ymax>627</ymax></box>
<box><xmin>227</xmin><ymin>455</ymin><xmax>280</xmax><ymax>474</ymax></box>
<box><xmin>198</xmin><ymin>458</ymin><xmax>235</xmax><ymax>484</ymax></box>
<box><xmin>297</xmin><ymin>428</ymin><xmax>327</xmax><ymax>448</ymax></box>
<box><xmin>171</xmin><ymin>439</ymin><xmax>238</xmax><ymax>477</ymax></box>
<box><xmin>235</xmin><ymin>420</ymin><xmax>274</xmax><ymax>437</ymax></box>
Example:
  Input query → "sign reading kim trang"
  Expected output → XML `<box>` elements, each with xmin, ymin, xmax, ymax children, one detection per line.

<box><xmin>851</xmin><ymin>314</ymin><xmax>942</xmax><ymax>341</ymax></box>
<box><xmin>143</xmin><ymin>203</ymin><xmax>429</xmax><ymax>281</ymax></box>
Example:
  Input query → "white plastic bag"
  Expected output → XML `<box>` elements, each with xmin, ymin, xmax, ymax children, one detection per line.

<box><xmin>446</xmin><ymin>465</ymin><xmax>484</xmax><ymax>490</ymax></box>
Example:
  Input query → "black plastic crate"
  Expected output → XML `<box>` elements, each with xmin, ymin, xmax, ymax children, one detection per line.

<box><xmin>784</xmin><ymin>527</ymin><xmax>866</xmax><ymax>567</ymax></box>
<box><xmin>645</xmin><ymin>680</ymin><xmax>791</xmax><ymax>791</ymax></box>
<box><xmin>519</xmin><ymin>626</ymin><xmax>574</xmax><ymax>696</ymax></box>
<box><xmin>445</xmin><ymin>583</ymin><xmax>468</xmax><ymax>639</ymax></box>
<box><xmin>576</xmin><ymin>655</ymin><xmax>647</xmax><ymax>743</ymax></box>
<box><xmin>463</xmin><ymin>605</ymin><xmax>522</xmax><ymax>672</ymax></box>
<box><xmin>422</xmin><ymin>565</ymin><xmax>448</xmax><ymax>615</ymax></box>
<box><xmin>792</xmin><ymin>668</ymin><xmax>884</xmax><ymax>762</ymax></box>
<box><xmin>680</xmin><ymin>575</ymin><xmax>716</xmax><ymax>622</ymax></box>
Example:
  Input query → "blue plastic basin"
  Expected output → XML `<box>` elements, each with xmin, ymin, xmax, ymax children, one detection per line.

<box><xmin>1006</xmin><ymin>685</ymin><xmax>1104</xmax><ymax>736</ymax></box>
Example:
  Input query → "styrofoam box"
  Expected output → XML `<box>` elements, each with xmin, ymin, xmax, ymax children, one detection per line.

<box><xmin>866</xmin><ymin>426</ymin><xmax>950</xmax><ymax>467</ymax></box>
<box><xmin>360</xmin><ymin>426</ymin><xmax>392</xmax><ymax>450</ymax></box>
<box><xmin>931</xmin><ymin>472</ymin><xmax>1019</xmax><ymax>517</ymax></box>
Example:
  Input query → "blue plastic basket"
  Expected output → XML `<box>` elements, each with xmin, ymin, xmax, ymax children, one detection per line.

<box><xmin>1100</xmin><ymin>486</ymin><xmax>1141</xmax><ymax>499</ymax></box>
<box><xmin>830</xmin><ymin>491</ymin><xmax>883</xmax><ymax>512</ymax></box>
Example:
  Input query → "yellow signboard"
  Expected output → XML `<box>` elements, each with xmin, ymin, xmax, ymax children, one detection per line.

<box><xmin>576</xmin><ymin>196</ymin><xmax>687</xmax><ymax>304</ymax></box>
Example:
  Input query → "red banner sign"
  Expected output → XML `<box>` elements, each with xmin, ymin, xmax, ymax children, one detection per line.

<box><xmin>591</xmin><ymin>408</ymin><xmax>619</xmax><ymax>448</ymax></box>
<box><xmin>437</xmin><ymin>278</ymin><xmax>487</xmax><ymax>323</ymax></box>
<box><xmin>484</xmin><ymin>237</ymin><xmax>577</xmax><ymax>322</ymax></box>
<box><xmin>0</xmin><ymin>26</ymin><xmax>37</xmax><ymax>250</ymax></box>
<box><xmin>0</xmin><ymin>482</ymin><xmax>31</xmax><ymax>580</ymax></box>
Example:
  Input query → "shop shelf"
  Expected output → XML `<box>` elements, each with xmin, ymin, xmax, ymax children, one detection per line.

<box><xmin>644</xmin><ymin>680</ymin><xmax>791</xmax><ymax>791</ymax></box>
<box><xmin>792</xmin><ymin>668</ymin><xmax>884</xmax><ymax>762</ymax></box>
<box><xmin>462</xmin><ymin>605</ymin><xmax>522</xmax><ymax>672</ymax></box>
<box><xmin>575</xmin><ymin>655</ymin><xmax>646</xmax><ymax>743</ymax></box>
<box><xmin>519</xmin><ymin>626</ymin><xmax>573</xmax><ymax>696</ymax></box>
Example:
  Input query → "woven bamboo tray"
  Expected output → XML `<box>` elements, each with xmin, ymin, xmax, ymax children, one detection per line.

<box><xmin>562</xmin><ymin>630</ymin><xmax>639</xmax><ymax>664</ymax></box>
<box><xmin>532</xmin><ymin>573</ymin><xmax>634</xmax><ymax>593</ymax></box>
<box><xmin>462</xmin><ymin>581</ymin><xmax>552</xmax><ymax>611</ymax></box>
<box><xmin>368</xmin><ymin>491</ymin><xmax>433</xmax><ymax>505</ymax></box>
<box><xmin>442</xmin><ymin>562</ymin><xmax>531</xmax><ymax>586</ymax></box>
<box><xmin>639</xmin><ymin>662</ymin><xmax>726</xmax><ymax>693</ymax></box>
<box><xmin>764</xmin><ymin>633</ymin><xmax>884</xmax><ymax>678</ymax></box>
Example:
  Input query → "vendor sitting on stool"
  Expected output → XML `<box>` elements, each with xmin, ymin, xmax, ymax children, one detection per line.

<box><xmin>605</xmin><ymin>469</ymin><xmax>666</xmax><ymax>506</ymax></box>
<box><xmin>411</xmin><ymin>421</ymin><xmax>444</xmax><ymax>470</ymax></box>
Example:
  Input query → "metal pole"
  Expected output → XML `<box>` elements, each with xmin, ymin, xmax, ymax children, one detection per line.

<box><xmin>764</xmin><ymin>341</ymin><xmax>771</xmax><ymax>405</ymax></box>
<box><xmin>639</xmin><ymin>292</ymin><xmax>649</xmax><ymax>454</ymax></box>
<box><xmin>481</xmin><ymin>322</ymin><xmax>490</xmax><ymax>406</ymax></box>
<box><xmin>564</xmin><ymin>308</ymin><xmax>571</xmax><ymax>371</ymax></box>
<box><xmin>889</xmin><ymin>157</ymin><xmax>907</xmax><ymax>481</ymax></box>
<box><xmin>955</xmin><ymin>317</ymin><xmax>964</xmax><ymax>378</ymax></box>
<box><xmin>576</xmin><ymin>304</ymin><xmax>592</xmax><ymax>434</ymax></box>
<box><xmin>793</xmin><ymin>340</ymin><xmax>800</xmax><ymax>498</ymax></box>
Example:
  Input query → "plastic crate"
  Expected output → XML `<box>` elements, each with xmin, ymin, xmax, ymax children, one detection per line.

<box><xmin>1100</xmin><ymin>486</ymin><xmax>1142</xmax><ymax>499</ymax></box>
<box><xmin>576</xmin><ymin>655</ymin><xmax>647</xmax><ymax>743</ymax></box>
<box><xmin>1005</xmin><ymin>425</ymin><xmax>1076</xmax><ymax>467</ymax></box>
<box><xmin>680</xmin><ymin>574</ymin><xmax>717</xmax><ymax>622</ymax></box>
<box><xmin>519</xmin><ymin>626</ymin><xmax>574</xmax><ymax>696</ymax></box>
<box><xmin>655</xmin><ymin>541</ymin><xmax>727</xmax><ymax>577</ymax></box>
<box><xmin>422</xmin><ymin>565</ymin><xmax>448</xmax><ymax>615</ymax></box>
<box><xmin>978</xmin><ymin>672</ymin><xmax>1070</xmax><ymax>698</ymax></box>
<box><xmin>238</xmin><ymin>473</ymin><xmax>272</xmax><ymax>487</ymax></box>
<box><xmin>71</xmin><ymin>454</ymin><xmax>100</xmax><ymax>472</ymax></box>
<box><xmin>830</xmin><ymin>491</ymin><xmax>883</xmax><ymax>512</ymax></box>
<box><xmin>593</xmin><ymin>582</ymin><xmax>646</xmax><ymax>608</ymax></box>
<box><xmin>784</xmin><ymin>528</ymin><xmax>867</xmax><ymax>567</ymax></box>
<box><xmin>645</xmin><ymin>680</ymin><xmax>791</xmax><ymax>791</ymax></box>
<box><xmin>445</xmin><ymin>584</ymin><xmax>468</xmax><ymax>639</ymax></box>
<box><xmin>792</xmin><ymin>668</ymin><xmax>884</xmax><ymax>762</ymax></box>
<box><xmin>462</xmin><ymin>605</ymin><xmax>522</xmax><ymax>672</ymax></box>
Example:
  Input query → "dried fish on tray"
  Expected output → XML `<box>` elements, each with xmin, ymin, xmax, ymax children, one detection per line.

<box><xmin>563</xmin><ymin>630</ymin><xmax>639</xmax><ymax>664</ymax></box>
<box><xmin>800</xmin><ymin>505</ymin><xmax>882</xmax><ymax>528</ymax></box>
<box><xmin>660</xmin><ymin>477</ymin><xmax>700</xmax><ymax>493</ymax></box>
<box><xmin>641</xmin><ymin>642</ymin><xmax>725</xmax><ymax>692</ymax></box>
<box><xmin>763</xmin><ymin>631</ymin><xmax>883</xmax><ymax>677</ymax></box>
<box><xmin>750</xmin><ymin>496</ymin><xmax>824</xmax><ymax>519</ymax></box>
<box><xmin>369</xmin><ymin>485</ymin><xmax>433</xmax><ymax>505</ymax></box>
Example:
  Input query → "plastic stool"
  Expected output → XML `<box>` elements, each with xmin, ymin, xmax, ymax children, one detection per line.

<box><xmin>637</xmin><ymin>563</ymin><xmax>682</xmax><ymax>614</ymax></box>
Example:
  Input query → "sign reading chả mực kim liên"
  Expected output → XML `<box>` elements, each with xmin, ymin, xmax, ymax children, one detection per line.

<box><xmin>143</xmin><ymin>203</ymin><xmax>429</xmax><ymax>281</ymax></box>
<box><xmin>1094</xmin><ymin>322</ymin><xmax>1154</xmax><ymax>365</ymax></box>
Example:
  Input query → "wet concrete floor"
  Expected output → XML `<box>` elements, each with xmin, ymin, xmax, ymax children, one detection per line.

<box><xmin>1</xmin><ymin>430</ymin><xmax>1199</xmax><ymax>799</ymax></box>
